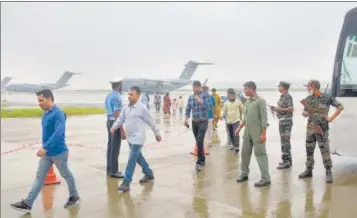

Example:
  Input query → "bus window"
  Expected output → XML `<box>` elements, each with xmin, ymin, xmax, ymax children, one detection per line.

<box><xmin>338</xmin><ymin>34</ymin><xmax>357</xmax><ymax>96</ymax></box>
<box><xmin>340</xmin><ymin>34</ymin><xmax>357</xmax><ymax>86</ymax></box>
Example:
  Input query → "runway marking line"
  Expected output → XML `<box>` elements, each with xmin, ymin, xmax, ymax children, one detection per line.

<box><xmin>1</xmin><ymin>128</ymin><xmax>191</xmax><ymax>156</ymax></box>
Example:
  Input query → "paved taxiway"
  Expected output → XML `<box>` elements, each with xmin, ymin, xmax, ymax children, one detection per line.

<box><xmin>1</xmin><ymin>111</ymin><xmax>357</xmax><ymax>218</ymax></box>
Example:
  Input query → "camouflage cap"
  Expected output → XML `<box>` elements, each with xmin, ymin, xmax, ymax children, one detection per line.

<box><xmin>277</xmin><ymin>81</ymin><xmax>290</xmax><ymax>89</ymax></box>
<box><xmin>304</xmin><ymin>80</ymin><xmax>320</xmax><ymax>89</ymax></box>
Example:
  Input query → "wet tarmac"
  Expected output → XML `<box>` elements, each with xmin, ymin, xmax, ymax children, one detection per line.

<box><xmin>2</xmin><ymin>110</ymin><xmax>357</xmax><ymax>218</ymax></box>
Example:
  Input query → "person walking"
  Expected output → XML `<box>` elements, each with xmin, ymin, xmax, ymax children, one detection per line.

<box><xmin>11</xmin><ymin>89</ymin><xmax>80</xmax><ymax>213</ymax></box>
<box><xmin>104</xmin><ymin>77</ymin><xmax>126</xmax><ymax>178</ymax></box>
<box><xmin>154</xmin><ymin>92</ymin><xmax>161</xmax><ymax>112</ymax></box>
<box><xmin>235</xmin><ymin>81</ymin><xmax>271</xmax><ymax>187</ymax></box>
<box><xmin>270</xmin><ymin>81</ymin><xmax>294</xmax><ymax>169</ymax></box>
<box><xmin>222</xmin><ymin>88</ymin><xmax>244</xmax><ymax>154</ymax></box>
<box><xmin>110</xmin><ymin>86</ymin><xmax>161</xmax><ymax>192</ymax></box>
<box><xmin>202</xmin><ymin>85</ymin><xmax>216</xmax><ymax>146</ymax></box>
<box><xmin>163</xmin><ymin>93</ymin><xmax>171</xmax><ymax>115</ymax></box>
<box><xmin>298</xmin><ymin>80</ymin><xmax>343</xmax><ymax>183</ymax></box>
<box><xmin>172</xmin><ymin>98</ymin><xmax>178</xmax><ymax>116</ymax></box>
<box><xmin>211</xmin><ymin>88</ymin><xmax>222</xmax><ymax>129</ymax></box>
<box><xmin>184</xmin><ymin>81</ymin><xmax>210</xmax><ymax>171</ymax></box>
<box><xmin>178</xmin><ymin>96</ymin><xmax>185</xmax><ymax>115</ymax></box>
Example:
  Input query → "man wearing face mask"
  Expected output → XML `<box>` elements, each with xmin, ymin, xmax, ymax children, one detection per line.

<box><xmin>298</xmin><ymin>80</ymin><xmax>344</xmax><ymax>183</ymax></box>
<box><xmin>270</xmin><ymin>81</ymin><xmax>294</xmax><ymax>169</ymax></box>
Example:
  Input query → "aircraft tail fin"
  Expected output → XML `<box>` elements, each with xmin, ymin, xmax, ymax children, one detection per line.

<box><xmin>179</xmin><ymin>60</ymin><xmax>213</xmax><ymax>80</ymax></box>
<box><xmin>55</xmin><ymin>71</ymin><xmax>80</xmax><ymax>87</ymax></box>
<box><xmin>1</xmin><ymin>77</ymin><xmax>12</xmax><ymax>89</ymax></box>
<box><xmin>203</xmin><ymin>78</ymin><xmax>208</xmax><ymax>86</ymax></box>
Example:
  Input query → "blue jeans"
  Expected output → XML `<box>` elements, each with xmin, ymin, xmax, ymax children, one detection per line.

<box><xmin>25</xmin><ymin>151</ymin><xmax>79</xmax><ymax>207</ymax></box>
<box><xmin>179</xmin><ymin>107</ymin><xmax>183</xmax><ymax>115</ymax></box>
<box><xmin>123</xmin><ymin>144</ymin><xmax>153</xmax><ymax>184</ymax></box>
<box><xmin>226</xmin><ymin>121</ymin><xmax>240</xmax><ymax>149</ymax></box>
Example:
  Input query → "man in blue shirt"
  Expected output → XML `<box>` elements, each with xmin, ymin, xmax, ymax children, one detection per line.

<box><xmin>105</xmin><ymin>77</ymin><xmax>126</xmax><ymax>178</ymax></box>
<box><xmin>110</xmin><ymin>86</ymin><xmax>161</xmax><ymax>193</ymax></box>
<box><xmin>202</xmin><ymin>86</ymin><xmax>216</xmax><ymax>145</ymax></box>
<box><xmin>184</xmin><ymin>80</ymin><xmax>210</xmax><ymax>171</ymax></box>
<box><xmin>11</xmin><ymin>89</ymin><xmax>80</xmax><ymax>213</ymax></box>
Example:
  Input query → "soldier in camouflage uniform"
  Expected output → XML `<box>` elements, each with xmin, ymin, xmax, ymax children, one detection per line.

<box><xmin>298</xmin><ymin>80</ymin><xmax>344</xmax><ymax>183</ymax></box>
<box><xmin>271</xmin><ymin>81</ymin><xmax>294</xmax><ymax>169</ymax></box>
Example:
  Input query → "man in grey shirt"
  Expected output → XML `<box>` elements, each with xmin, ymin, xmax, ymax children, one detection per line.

<box><xmin>110</xmin><ymin>86</ymin><xmax>162</xmax><ymax>193</ymax></box>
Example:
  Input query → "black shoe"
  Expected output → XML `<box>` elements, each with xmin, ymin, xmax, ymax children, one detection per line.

<box><xmin>277</xmin><ymin>162</ymin><xmax>291</xmax><ymax>170</ymax></box>
<box><xmin>195</xmin><ymin>164</ymin><xmax>204</xmax><ymax>172</ymax></box>
<box><xmin>234</xmin><ymin>148</ymin><xmax>240</xmax><ymax>154</ymax></box>
<box><xmin>10</xmin><ymin>200</ymin><xmax>32</xmax><ymax>213</ymax></box>
<box><xmin>109</xmin><ymin>172</ymin><xmax>124</xmax><ymax>179</ymax></box>
<box><xmin>139</xmin><ymin>174</ymin><xmax>155</xmax><ymax>184</ymax></box>
<box><xmin>64</xmin><ymin>196</ymin><xmax>80</xmax><ymax>208</ymax></box>
<box><xmin>254</xmin><ymin>179</ymin><xmax>271</xmax><ymax>187</ymax></box>
<box><xmin>236</xmin><ymin>175</ymin><xmax>248</xmax><ymax>183</ymax></box>
<box><xmin>326</xmin><ymin>169</ymin><xmax>333</xmax><ymax>184</ymax></box>
<box><xmin>118</xmin><ymin>183</ymin><xmax>130</xmax><ymax>193</ymax></box>
<box><xmin>299</xmin><ymin>168</ymin><xmax>313</xmax><ymax>179</ymax></box>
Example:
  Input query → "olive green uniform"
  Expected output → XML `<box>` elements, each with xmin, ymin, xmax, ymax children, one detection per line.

<box><xmin>241</xmin><ymin>95</ymin><xmax>270</xmax><ymax>182</ymax></box>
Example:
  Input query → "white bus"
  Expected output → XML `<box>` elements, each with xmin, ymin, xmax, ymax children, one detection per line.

<box><xmin>330</xmin><ymin>7</ymin><xmax>357</xmax><ymax>157</ymax></box>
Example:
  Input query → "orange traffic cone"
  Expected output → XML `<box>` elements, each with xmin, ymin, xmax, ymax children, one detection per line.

<box><xmin>44</xmin><ymin>165</ymin><xmax>61</xmax><ymax>185</ymax></box>
<box><xmin>190</xmin><ymin>144</ymin><xmax>210</xmax><ymax>156</ymax></box>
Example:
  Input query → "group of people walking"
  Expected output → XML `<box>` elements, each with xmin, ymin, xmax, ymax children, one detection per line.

<box><xmin>154</xmin><ymin>92</ymin><xmax>185</xmax><ymax>116</ymax></box>
<box><xmin>184</xmin><ymin>79</ymin><xmax>344</xmax><ymax>187</ymax></box>
<box><xmin>10</xmin><ymin>77</ymin><xmax>344</xmax><ymax>214</ymax></box>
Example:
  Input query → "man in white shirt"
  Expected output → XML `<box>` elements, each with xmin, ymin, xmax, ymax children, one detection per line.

<box><xmin>222</xmin><ymin>88</ymin><xmax>244</xmax><ymax>154</ymax></box>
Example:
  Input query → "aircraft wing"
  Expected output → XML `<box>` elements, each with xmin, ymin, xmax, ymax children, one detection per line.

<box><xmin>143</xmin><ymin>79</ymin><xmax>188</xmax><ymax>85</ymax></box>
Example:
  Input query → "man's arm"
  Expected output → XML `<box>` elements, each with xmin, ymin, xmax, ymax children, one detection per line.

<box><xmin>201</xmin><ymin>93</ymin><xmax>210</xmax><ymax>110</ymax></box>
<box><xmin>43</xmin><ymin>112</ymin><xmax>66</xmax><ymax>151</ymax></box>
<box><xmin>258</xmin><ymin>99</ymin><xmax>269</xmax><ymax>134</ymax></box>
<box><xmin>328</xmin><ymin>96</ymin><xmax>344</xmax><ymax>122</ymax></box>
<box><xmin>185</xmin><ymin>96</ymin><xmax>192</xmax><ymax>119</ymax></box>
<box><xmin>141</xmin><ymin>106</ymin><xmax>161</xmax><ymax>136</ymax></box>
<box><xmin>238</xmin><ymin>101</ymin><xmax>245</xmax><ymax>120</ymax></box>
<box><xmin>112</xmin><ymin>95</ymin><xmax>122</xmax><ymax>118</ymax></box>
<box><xmin>112</xmin><ymin>110</ymin><xmax>126</xmax><ymax>130</ymax></box>
<box><xmin>222</xmin><ymin>102</ymin><xmax>227</xmax><ymax>118</ymax></box>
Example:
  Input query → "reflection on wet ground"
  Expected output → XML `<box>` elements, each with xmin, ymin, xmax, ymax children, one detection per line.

<box><xmin>1</xmin><ymin>110</ymin><xmax>357</xmax><ymax>218</ymax></box>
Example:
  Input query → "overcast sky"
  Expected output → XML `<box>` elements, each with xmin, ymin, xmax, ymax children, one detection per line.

<box><xmin>1</xmin><ymin>2</ymin><xmax>356</xmax><ymax>89</ymax></box>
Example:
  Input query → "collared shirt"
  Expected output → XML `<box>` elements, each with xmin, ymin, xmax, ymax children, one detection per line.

<box><xmin>105</xmin><ymin>90</ymin><xmax>122</xmax><ymax>119</ymax></box>
<box><xmin>42</xmin><ymin>105</ymin><xmax>68</xmax><ymax>156</ymax></box>
<box><xmin>112</xmin><ymin>102</ymin><xmax>160</xmax><ymax>145</ymax></box>
<box><xmin>243</xmin><ymin>95</ymin><xmax>269</xmax><ymax>138</ymax></box>
<box><xmin>185</xmin><ymin>91</ymin><xmax>210</xmax><ymax>120</ymax></box>
<box><xmin>178</xmin><ymin>99</ymin><xmax>185</xmax><ymax>108</ymax></box>
<box><xmin>276</xmin><ymin>92</ymin><xmax>294</xmax><ymax>120</ymax></box>
<box><xmin>223</xmin><ymin>99</ymin><xmax>245</xmax><ymax>124</ymax></box>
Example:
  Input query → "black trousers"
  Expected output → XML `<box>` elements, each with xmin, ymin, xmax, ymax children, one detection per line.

<box><xmin>106</xmin><ymin>119</ymin><xmax>122</xmax><ymax>174</ymax></box>
<box><xmin>192</xmin><ymin>119</ymin><xmax>208</xmax><ymax>165</ymax></box>
<box><xmin>155</xmin><ymin>103</ymin><xmax>160</xmax><ymax>112</ymax></box>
